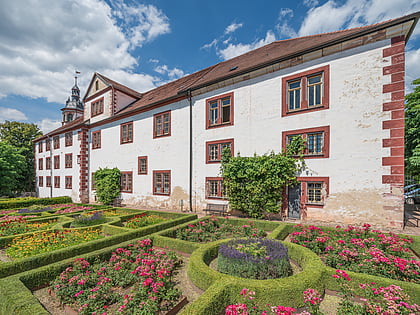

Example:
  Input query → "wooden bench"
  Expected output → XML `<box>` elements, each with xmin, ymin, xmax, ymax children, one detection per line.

<box><xmin>203</xmin><ymin>203</ymin><xmax>228</xmax><ymax>216</ymax></box>
<box><xmin>404</xmin><ymin>210</ymin><xmax>420</xmax><ymax>227</ymax></box>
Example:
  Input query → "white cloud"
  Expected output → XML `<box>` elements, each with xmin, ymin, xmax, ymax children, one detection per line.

<box><xmin>303</xmin><ymin>0</ymin><xmax>319</xmax><ymax>7</ymax></box>
<box><xmin>154</xmin><ymin>65</ymin><xmax>185</xmax><ymax>80</ymax></box>
<box><xmin>0</xmin><ymin>0</ymin><xmax>171</xmax><ymax>104</ymax></box>
<box><xmin>278</xmin><ymin>8</ymin><xmax>294</xmax><ymax>19</ymax></box>
<box><xmin>36</xmin><ymin>118</ymin><xmax>62</xmax><ymax>134</ymax></box>
<box><xmin>0</xmin><ymin>107</ymin><xmax>28</xmax><ymax>122</ymax></box>
<box><xmin>225</xmin><ymin>22</ymin><xmax>243</xmax><ymax>35</ymax></box>
<box><xmin>218</xmin><ymin>31</ymin><xmax>277</xmax><ymax>60</ymax></box>
<box><xmin>201</xmin><ymin>39</ymin><xmax>219</xmax><ymax>50</ymax></box>
<box><xmin>406</xmin><ymin>48</ymin><xmax>420</xmax><ymax>92</ymax></box>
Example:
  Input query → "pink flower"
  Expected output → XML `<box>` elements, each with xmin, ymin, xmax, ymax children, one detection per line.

<box><xmin>74</xmin><ymin>290</ymin><xmax>84</xmax><ymax>297</ymax></box>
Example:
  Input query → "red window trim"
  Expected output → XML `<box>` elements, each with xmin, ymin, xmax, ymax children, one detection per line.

<box><xmin>65</xmin><ymin>132</ymin><xmax>73</xmax><ymax>147</ymax></box>
<box><xmin>53</xmin><ymin>136</ymin><xmax>60</xmax><ymax>149</ymax></box>
<box><xmin>153</xmin><ymin>110</ymin><xmax>171</xmax><ymax>138</ymax></box>
<box><xmin>205</xmin><ymin>138</ymin><xmax>234</xmax><ymax>164</ymax></box>
<box><xmin>54</xmin><ymin>155</ymin><xmax>60</xmax><ymax>169</ymax></box>
<box><xmin>92</xmin><ymin>130</ymin><xmax>101</xmax><ymax>149</ymax></box>
<box><xmin>281</xmin><ymin>65</ymin><xmax>330</xmax><ymax>117</ymax></box>
<box><xmin>54</xmin><ymin>176</ymin><xmax>60</xmax><ymax>188</ymax></box>
<box><xmin>120</xmin><ymin>171</ymin><xmax>133</xmax><ymax>193</ymax></box>
<box><xmin>153</xmin><ymin>170</ymin><xmax>171</xmax><ymax>196</ymax></box>
<box><xmin>38</xmin><ymin>176</ymin><xmax>43</xmax><ymax>187</ymax></box>
<box><xmin>91</xmin><ymin>97</ymin><xmax>104</xmax><ymax>117</ymax></box>
<box><xmin>91</xmin><ymin>172</ymin><xmax>96</xmax><ymax>190</ymax></box>
<box><xmin>46</xmin><ymin>157</ymin><xmax>51</xmax><ymax>170</ymax></box>
<box><xmin>282</xmin><ymin>125</ymin><xmax>330</xmax><ymax>159</ymax></box>
<box><xmin>65</xmin><ymin>153</ymin><xmax>72</xmax><ymax>168</ymax></box>
<box><xmin>38</xmin><ymin>158</ymin><xmax>43</xmax><ymax>170</ymax></box>
<box><xmin>296</xmin><ymin>177</ymin><xmax>329</xmax><ymax>208</ymax></box>
<box><xmin>38</xmin><ymin>142</ymin><xmax>43</xmax><ymax>153</ymax></box>
<box><xmin>205</xmin><ymin>177</ymin><xmax>226</xmax><ymax>200</ymax></box>
<box><xmin>46</xmin><ymin>176</ymin><xmax>51</xmax><ymax>187</ymax></box>
<box><xmin>65</xmin><ymin>176</ymin><xmax>72</xmax><ymax>189</ymax></box>
<box><xmin>138</xmin><ymin>156</ymin><xmax>148</xmax><ymax>175</ymax></box>
<box><xmin>120</xmin><ymin>121</ymin><xmax>134</xmax><ymax>144</ymax></box>
<box><xmin>205</xmin><ymin>92</ymin><xmax>234</xmax><ymax>129</ymax></box>
<box><xmin>46</xmin><ymin>139</ymin><xmax>51</xmax><ymax>151</ymax></box>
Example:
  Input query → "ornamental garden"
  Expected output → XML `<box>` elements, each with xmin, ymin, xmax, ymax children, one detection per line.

<box><xmin>0</xmin><ymin>197</ymin><xmax>418</xmax><ymax>315</ymax></box>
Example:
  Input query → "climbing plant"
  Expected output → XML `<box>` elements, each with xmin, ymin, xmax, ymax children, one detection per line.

<box><xmin>221</xmin><ymin>137</ymin><xmax>305</xmax><ymax>218</ymax></box>
<box><xmin>93</xmin><ymin>167</ymin><xmax>121</xmax><ymax>205</ymax></box>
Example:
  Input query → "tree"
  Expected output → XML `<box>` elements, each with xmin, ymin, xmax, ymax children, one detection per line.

<box><xmin>0</xmin><ymin>142</ymin><xmax>26</xmax><ymax>197</ymax></box>
<box><xmin>405</xmin><ymin>78</ymin><xmax>420</xmax><ymax>181</ymax></box>
<box><xmin>0</xmin><ymin>121</ymin><xmax>42</xmax><ymax>191</ymax></box>
<box><xmin>93</xmin><ymin>167</ymin><xmax>121</xmax><ymax>205</ymax></box>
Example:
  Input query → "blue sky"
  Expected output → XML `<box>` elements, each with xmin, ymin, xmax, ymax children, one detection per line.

<box><xmin>0</xmin><ymin>0</ymin><xmax>419</xmax><ymax>133</ymax></box>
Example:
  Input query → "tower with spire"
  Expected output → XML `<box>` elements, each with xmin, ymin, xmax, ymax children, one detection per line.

<box><xmin>61</xmin><ymin>71</ymin><xmax>84</xmax><ymax>125</ymax></box>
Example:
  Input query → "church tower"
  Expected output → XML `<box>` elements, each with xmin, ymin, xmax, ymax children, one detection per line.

<box><xmin>61</xmin><ymin>72</ymin><xmax>84</xmax><ymax>125</ymax></box>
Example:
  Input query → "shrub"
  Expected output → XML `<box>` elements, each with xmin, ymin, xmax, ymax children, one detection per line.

<box><xmin>93</xmin><ymin>168</ymin><xmax>121</xmax><ymax>205</ymax></box>
<box><xmin>218</xmin><ymin>238</ymin><xmax>292</xmax><ymax>280</ymax></box>
<box><xmin>125</xmin><ymin>214</ymin><xmax>167</xmax><ymax>229</ymax></box>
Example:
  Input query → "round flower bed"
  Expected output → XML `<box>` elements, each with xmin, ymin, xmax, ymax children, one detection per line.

<box><xmin>218</xmin><ymin>238</ymin><xmax>292</xmax><ymax>280</ymax></box>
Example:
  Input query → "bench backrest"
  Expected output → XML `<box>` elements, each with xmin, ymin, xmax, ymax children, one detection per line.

<box><xmin>206</xmin><ymin>204</ymin><xmax>227</xmax><ymax>210</ymax></box>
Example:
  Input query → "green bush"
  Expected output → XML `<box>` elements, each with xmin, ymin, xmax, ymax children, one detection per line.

<box><xmin>0</xmin><ymin>196</ymin><xmax>72</xmax><ymax>209</ymax></box>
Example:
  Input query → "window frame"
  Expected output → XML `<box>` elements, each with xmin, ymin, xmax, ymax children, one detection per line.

<box><xmin>92</xmin><ymin>130</ymin><xmax>101</xmax><ymax>149</ymax></box>
<box><xmin>65</xmin><ymin>153</ymin><xmax>72</xmax><ymax>168</ymax></box>
<box><xmin>38</xmin><ymin>176</ymin><xmax>43</xmax><ymax>187</ymax></box>
<box><xmin>65</xmin><ymin>132</ymin><xmax>73</xmax><ymax>147</ymax></box>
<box><xmin>296</xmin><ymin>177</ymin><xmax>329</xmax><ymax>207</ymax></box>
<box><xmin>46</xmin><ymin>157</ymin><xmax>51</xmax><ymax>170</ymax></box>
<box><xmin>46</xmin><ymin>139</ymin><xmax>51</xmax><ymax>151</ymax></box>
<box><xmin>91</xmin><ymin>97</ymin><xmax>104</xmax><ymax>117</ymax></box>
<box><xmin>54</xmin><ymin>155</ymin><xmax>60</xmax><ymax>169</ymax></box>
<box><xmin>282</xmin><ymin>126</ymin><xmax>330</xmax><ymax>159</ymax></box>
<box><xmin>54</xmin><ymin>176</ymin><xmax>60</xmax><ymax>188</ymax></box>
<box><xmin>205</xmin><ymin>177</ymin><xmax>226</xmax><ymax>199</ymax></box>
<box><xmin>38</xmin><ymin>158</ymin><xmax>43</xmax><ymax>170</ymax></box>
<box><xmin>153</xmin><ymin>111</ymin><xmax>171</xmax><ymax>138</ymax></box>
<box><xmin>205</xmin><ymin>92</ymin><xmax>234</xmax><ymax>129</ymax></box>
<box><xmin>120</xmin><ymin>121</ymin><xmax>134</xmax><ymax>144</ymax></box>
<box><xmin>138</xmin><ymin>156</ymin><xmax>148</xmax><ymax>175</ymax></box>
<box><xmin>38</xmin><ymin>142</ymin><xmax>43</xmax><ymax>153</ymax></box>
<box><xmin>46</xmin><ymin>176</ymin><xmax>51</xmax><ymax>187</ymax></box>
<box><xmin>53</xmin><ymin>136</ymin><xmax>60</xmax><ymax>149</ymax></box>
<box><xmin>282</xmin><ymin>65</ymin><xmax>329</xmax><ymax>117</ymax></box>
<box><xmin>120</xmin><ymin>171</ymin><xmax>133</xmax><ymax>193</ymax></box>
<box><xmin>153</xmin><ymin>170</ymin><xmax>171</xmax><ymax>196</ymax></box>
<box><xmin>65</xmin><ymin>176</ymin><xmax>72</xmax><ymax>189</ymax></box>
<box><xmin>206</xmin><ymin>138</ymin><xmax>234</xmax><ymax>164</ymax></box>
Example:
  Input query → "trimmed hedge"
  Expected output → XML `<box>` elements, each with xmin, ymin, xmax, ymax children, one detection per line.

<box><xmin>0</xmin><ymin>196</ymin><xmax>72</xmax><ymax>209</ymax></box>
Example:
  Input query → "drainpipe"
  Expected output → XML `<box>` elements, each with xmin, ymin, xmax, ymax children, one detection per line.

<box><xmin>188</xmin><ymin>90</ymin><xmax>193</xmax><ymax>212</ymax></box>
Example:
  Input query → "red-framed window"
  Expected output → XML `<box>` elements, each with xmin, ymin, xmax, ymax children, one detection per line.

<box><xmin>91</xmin><ymin>172</ymin><xmax>96</xmax><ymax>190</ymax></box>
<box><xmin>282</xmin><ymin>126</ymin><xmax>330</xmax><ymax>158</ymax></box>
<box><xmin>206</xmin><ymin>138</ymin><xmax>234</xmax><ymax>163</ymax></box>
<box><xmin>120</xmin><ymin>172</ymin><xmax>133</xmax><ymax>193</ymax></box>
<box><xmin>153</xmin><ymin>170</ymin><xmax>171</xmax><ymax>195</ymax></box>
<box><xmin>38</xmin><ymin>142</ymin><xmax>43</xmax><ymax>153</ymax></box>
<box><xmin>65</xmin><ymin>132</ymin><xmax>73</xmax><ymax>147</ymax></box>
<box><xmin>281</xmin><ymin>65</ymin><xmax>330</xmax><ymax>117</ymax></box>
<box><xmin>54</xmin><ymin>155</ymin><xmax>60</xmax><ymax>169</ymax></box>
<box><xmin>46</xmin><ymin>157</ymin><xmax>51</xmax><ymax>170</ymax></box>
<box><xmin>38</xmin><ymin>158</ymin><xmax>43</xmax><ymax>170</ymax></box>
<box><xmin>296</xmin><ymin>177</ymin><xmax>329</xmax><ymax>207</ymax></box>
<box><xmin>153</xmin><ymin>111</ymin><xmax>171</xmax><ymax>138</ymax></box>
<box><xmin>138</xmin><ymin>156</ymin><xmax>148</xmax><ymax>175</ymax></box>
<box><xmin>38</xmin><ymin>176</ymin><xmax>43</xmax><ymax>187</ymax></box>
<box><xmin>91</xmin><ymin>97</ymin><xmax>104</xmax><ymax>117</ymax></box>
<box><xmin>46</xmin><ymin>139</ymin><xmax>51</xmax><ymax>151</ymax></box>
<box><xmin>206</xmin><ymin>92</ymin><xmax>234</xmax><ymax>129</ymax></box>
<box><xmin>65</xmin><ymin>176</ymin><xmax>72</xmax><ymax>189</ymax></box>
<box><xmin>121</xmin><ymin>121</ymin><xmax>133</xmax><ymax>144</ymax></box>
<box><xmin>46</xmin><ymin>176</ymin><xmax>51</xmax><ymax>187</ymax></box>
<box><xmin>54</xmin><ymin>176</ymin><xmax>60</xmax><ymax>188</ymax></box>
<box><xmin>205</xmin><ymin>177</ymin><xmax>226</xmax><ymax>199</ymax></box>
<box><xmin>92</xmin><ymin>130</ymin><xmax>101</xmax><ymax>149</ymax></box>
<box><xmin>53</xmin><ymin>136</ymin><xmax>60</xmax><ymax>149</ymax></box>
<box><xmin>65</xmin><ymin>153</ymin><xmax>72</xmax><ymax>168</ymax></box>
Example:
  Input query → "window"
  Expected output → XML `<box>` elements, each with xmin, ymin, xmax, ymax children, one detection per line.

<box><xmin>282</xmin><ymin>126</ymin><xmax>330</xmax><ymax>158</ymax></box>
<box><xmin>39</xmin><ymin>176</ymin><xmax>43</xmax><ymax>187</ymax></box>
<box><xmin>153</xmin><ymin>111</ymin><xmax>171</xmax><ymax>138</ymax></box>
<box><xmin>92</xmin><ymin>131</ymin><xmax>101</xmax><ymax>149</ymax></box>
<box><xmin>296</xmin><ymin>177</ymin><xmax>329</xmax><ymax>207</ymax></box>
<box><xmin>153</xmin><ymin>170</ymin><xmax>171</xmax><ymax>195</ymax></box>
<box><xmin>54</xmin><ymin>176</ymin><xmax>60</xmax><ymax>188</ymax></box>
<box><xmin>46</xmin><ymin>176</ymin><xmax>51</xmax><ymax>187</ymax></box>
<box><xmin>38</xmin><ymin>142</ymin><xmax>43</xmax><ymax>153</ymax></box>
<box><xmin>65</xmin><ymin>153</ymin><xmax>72</xmax><ymax>168</ymax></box>
<box><xmin>91</xmin><ymin>97</ymin><xmax>104</xmax><ymax>117</ymax></box>
<box><xmin>91</xmin><ymin>172</ymin><xmax>96</xmax><ymax>190</ymax></box>
<box><xmin>54</xmin><ymin>155</ymin><xmax>60</xmax><ymax>169</ymax></box>
<box><xmin>120</xmin><ymin>172</ymin><xmax>133</xmax><ymax>193</ymax></box>
<box><xmin>307</xmin><ymin>182</ymin><xmax>323</xmax><ymax>204</ymax></box>
<box><xmin>65</xmin><ymin>132</ymin><xmax>73</xmax><ymax>146</ymax></box>
<box><xmin>53</xmin><ymin>136</ymin><xmax>60</xmax><ymax>149</ymax></box>
<box><xmin>206</xmin><ymin>139</ymin><xmax>234</xmax><ymax>163</ymax></box>
<box><xmin>138</xmin><ymin>156</ymin><xmax>148</xmax><ymax>175</ymax></box>
<box><xmin>205</xmin><ymin>177</ymin><xmax>226</xmax><ymax>199</ymax></box>
<box><xmin>46</xmin><ymin>157</ymin><xmax>51</xmax><ymax>170</ymax></box>
<box><xmin>65</xmin><ymin>176</ymin><xmax>72</xmax><ymax>189</ymax></box>
<box><xmin>282</xmin><ymin>65</ymin><xmax>329</xmax><ymax>116</ymax></box>
<box><xmin>206</xmin><ymin>92</ymin><xmax>234</xmax><ymax>129</ymax></box>
<box><xmin>46</xmin><ymin>139</ymin><xmax>51</xmax><ymax>151</ymax></box>
<box><xmin>121</xmin><ymin>122</ymin><xmax>133</xmax><ymax>143</ymax></box>
<box><xmin>38</xmin><ymin>158</ymin><xmax>43</xmax><ymax>170</ymax></box>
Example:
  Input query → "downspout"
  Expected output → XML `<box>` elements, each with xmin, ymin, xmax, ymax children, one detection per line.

<box><xmin>188</xmin><ymin>90</ymin><xmax>193</xmax><ymax>212</ymax></box>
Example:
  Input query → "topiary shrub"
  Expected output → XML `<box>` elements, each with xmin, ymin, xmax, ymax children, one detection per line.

<box><xmin>217</xmin><ymin>238</ymin><xmax>292</xmax><ymax>280</ymax></box>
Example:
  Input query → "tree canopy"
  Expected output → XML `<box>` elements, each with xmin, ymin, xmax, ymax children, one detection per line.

<box><xmin>405</xmin><ymin>78</ymin><xmax>420</xmax><ymax>181</ymax></box>
<box><xmin>0</xmin><ymin>142</ymin><xmax>26</xmax><ymax>197</ymax></box>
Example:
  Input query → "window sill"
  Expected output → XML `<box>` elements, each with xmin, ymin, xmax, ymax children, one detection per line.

<box><xmin>283</xmin><ymin>105</ymin><xmax>326</xmax><ymax>117</ymax></box>
<box><xmin>206</xmin><ymin>122</ymin><xmax>233</xmax><ymax>130</ymax></box>
<box><xmin>153</xmin><ymin>192</ymin><xmax>170</xmax><ymax>196</ymax></box>
<box><xmin>153</xmin><ymin>133</ymin><xmax>171</xmax><ymax>139</ymax></box>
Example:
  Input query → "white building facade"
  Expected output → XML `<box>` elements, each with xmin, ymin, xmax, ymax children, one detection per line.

<box><xmin>35</xmin><ymin>13</ymin><xmax>419</xmax><ymax>228</ymax></box>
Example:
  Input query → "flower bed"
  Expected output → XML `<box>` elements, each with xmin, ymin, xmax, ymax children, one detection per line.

<box><xmin>17</xmin><ymin>205</ymin><xmax>54</xmax><ymax>214</ymax></box>
<box><xmin>50</xmin><ymin>238</ymin><xmax>182</xmax><ymax>314</ymax></box>
<box><xmin>0</xmin><ymin>217</ymin><xmax>57</xmax><ymax>236</ymax></box>
<box><xmin>5</xmin><ymin>228</ymin><xmax>104</xmax><ymax>259</ymax></box>
<box><xmin>125</xmin><ymin>213</ymin><xmax>168</xmax><ymax>229</ymax></box>
<box><xmin>173</xmin><ymin>217</ymin><xmax>267</xmax><ymax>242</ymax></box>
<box><xmin>86</xmin><ymin>209</ymin><xmax>135</xmax><ymax>217</ymax></box>
<box><xmin>218</xmin><ymin>238</ymin><xmax>292</xmax><ymax>280</ymax></box>
<box><xmin>0</xmin><ymin>215</ymin><xmax>38</xmax><ymax>221</ymax></box>
<box><xmin>289</xmin><ymin>224</ymin><xmax>420</xmax><ymax>283</ymax></box>
<box><xmin>70</xmin><ymin>212</ymin><xmax>107</xmax><ymax>228</ymax></box>
<box><xmin>54</xmin><ymin>205</ymin><xmax>94</xmax><ymax>214</ymax></box>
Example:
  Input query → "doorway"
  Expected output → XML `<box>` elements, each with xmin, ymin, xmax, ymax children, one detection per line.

<box><xmin>288</xmin><ymin>184</ymin><xmax>301</xmax><ymax>219</ymax></box>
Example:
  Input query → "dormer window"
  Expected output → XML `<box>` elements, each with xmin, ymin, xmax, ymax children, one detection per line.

<box><xmin>95</xmin><ymin>80</ymin><xmax>99</xmax><ymax>91</ymax></box>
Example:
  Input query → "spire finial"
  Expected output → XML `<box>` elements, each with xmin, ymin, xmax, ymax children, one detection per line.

<box><xmin>74</xmin><ymin>70</ymin><xmax>80</xmax><ymax>86</ymax></box>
